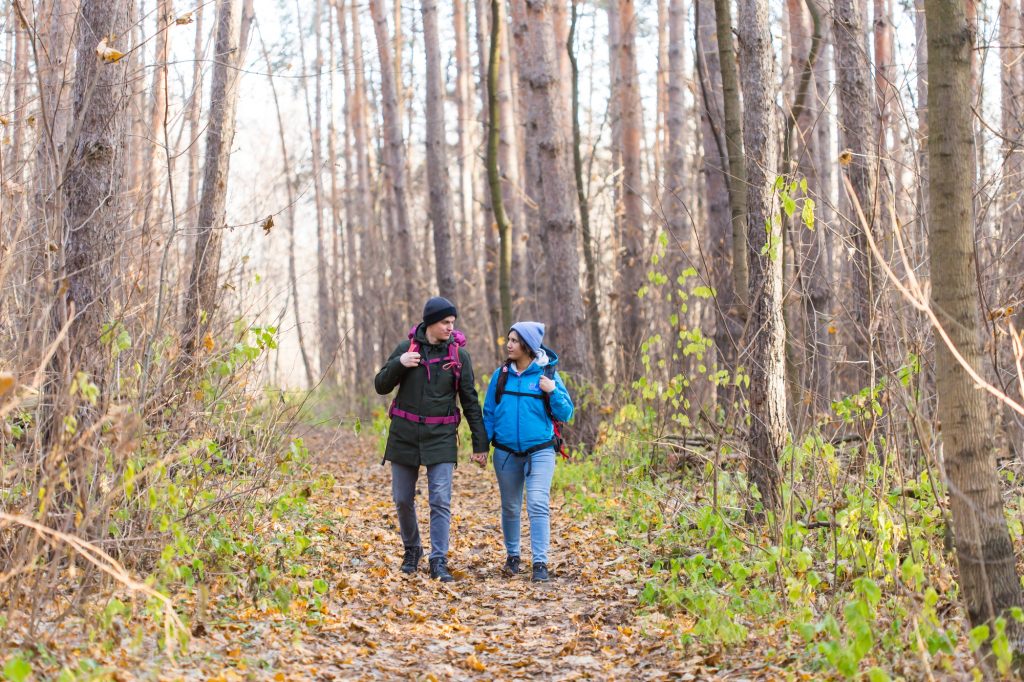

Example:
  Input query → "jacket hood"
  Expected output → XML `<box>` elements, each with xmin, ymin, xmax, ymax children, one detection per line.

<box><xmin>412</xmin><ymin>323</ymin><xmax>465</xmax><ymax>348</ymax></box>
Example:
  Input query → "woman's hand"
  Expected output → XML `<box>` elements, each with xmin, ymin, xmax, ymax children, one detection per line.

<box><xmin>471</xmin><ymin>451</ymin><xmax>488</xmax><ymax>468</ymax></box>
<box><xmin>538</xmin><ymin>376</ymin><xmax>555</xmax><ymax>393</ymax></box>
<box><xmin>400</xmin><ymin>351</ymin><xmax>422</xmax><ymax>368</ymax></box>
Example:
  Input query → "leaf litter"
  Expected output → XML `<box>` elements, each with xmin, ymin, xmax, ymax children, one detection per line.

<box><xmin>3</xmin><ymin>427</ymin><xmax>750</xmax><ymax>680</ymax></box>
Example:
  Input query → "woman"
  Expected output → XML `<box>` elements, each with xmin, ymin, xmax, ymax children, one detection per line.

<box><xmin>475</xmin><ymin>321</ymin><xmax>574</xmax><ymax>582</ymax></box>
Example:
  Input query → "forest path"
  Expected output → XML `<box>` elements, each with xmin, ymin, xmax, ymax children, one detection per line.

<box><xmin>231</xmin><ymin>425</ymin><xmax>695</xmax><ymax>680</ymax></box>
<box><xmin>12</xmin><ymin>426</ymin><xmax>757</xmax><ymax>680</ymax></box>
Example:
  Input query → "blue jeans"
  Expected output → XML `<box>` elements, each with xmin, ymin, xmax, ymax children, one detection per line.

<box><xmin>391</xmin><ymin>462</ymin><xmax>454</xmax><ymax>560</ymax></box>
<box><xmin>493</xmin><ymin>448</ymin><xmax>555</xmax><ymax>564</ymax></box>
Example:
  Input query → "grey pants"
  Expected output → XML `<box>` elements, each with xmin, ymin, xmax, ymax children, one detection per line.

<box><xmin>391</xmin><ymin>461</ymin><xmax>454</xmax><ymax>560</ymax></box>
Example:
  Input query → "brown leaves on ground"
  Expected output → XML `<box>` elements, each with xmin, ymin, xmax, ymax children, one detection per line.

<box><xmin>2</xmin><ymin>427</ymin><xmax>723</xmax><ymax>679</ymax></box>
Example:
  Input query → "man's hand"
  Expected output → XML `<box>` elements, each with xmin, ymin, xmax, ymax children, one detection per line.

<box><xmin>471</xmin><ymin>451</ymin><xmax>488</xmax><ymax>468</ymax></box>
<box><xmin>400</xmin><ymin>351</ymin><xmax>422</xmax><ymax>368</ymax></box>
<box><xmin>538</xmin><ymin>375</ymin><xmax>555</xmax><ymax>393</ymax></box>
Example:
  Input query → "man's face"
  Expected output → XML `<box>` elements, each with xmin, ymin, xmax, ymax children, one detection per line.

<box><xmin>426</xmin><ymin>316</ymin><xmax>456</xmax><ymax>341</ymax></box>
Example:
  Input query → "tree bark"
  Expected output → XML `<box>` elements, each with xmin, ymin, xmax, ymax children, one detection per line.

<box><xmin>616</xmin><ymin>0</ymin><xmax>645</xmax><ymax>382</ymax></box>
<box><xmin>738</xmin><ymin>0</ymin><xmax>785</xmax><ymax>512</ymax></box>
<box><xmin>569</xmin><ymin>0</ymin><xmax>606</xmax><ymax>386</ymax></box>
<box><xmin>695</xmin><ymin>0</ymin><xmax>741</xmax><ymax>389</ymax></box>
<box><xmin>59</xmin><ymin>0</ymin><xmax>132</xmax><ymax>383</ymax></box>
<box><xmin>713</xmin><ymin>0</ymin><xmax>749</xmax><ymax>312</ymax></box>
<box><xmin>421</xmin><ymin>0</ymin><xmax>457</xmax><ymax>300</ymax></box>
<box><xmin>182</xmin><ymin>0</ymin><xmax>246</xmax><ymax>357</ymax></box>
<box><xmin>788</xmin><ymin>0</ymin><xmax>832</xmax><ymax>415</ymax></box>
<box><xmin>926</xmin><ymin>0</ymin><xmax>1024</xmax><ymax>662</ymax></box>
<box><xmin>486</xmin><ymin>0</ymin><xmax>514</xmax><ymax>333</ymax></box>
<box><xmin>833</xmin><ymin>0</ymin><xmax>879</xmax><ymax>388</ymax></box>
<box><xmin>370</xmin><ymin>0</ymin><xmax>416</xmax><ymax>323</ymax></box>
<box><xmin>515</xmin><ymin>0</ymin><xmax>593</xmax><ymax>383</ymax></box>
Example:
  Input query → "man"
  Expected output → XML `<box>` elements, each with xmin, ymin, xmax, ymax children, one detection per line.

<box><xmin>374</xmin><ymin>296</ymin><xmax>489</xmax><ymax>582</ymax></box>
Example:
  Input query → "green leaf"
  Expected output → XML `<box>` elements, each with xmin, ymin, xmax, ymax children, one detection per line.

<box><xmin>968</xmin><ymin>624</ymin><xmax>990</xmax><ymax>651</ymax></box>
<box><xmin>802</xmin><ymin>197</ymin><xmax>816</xmax><ymax>230</ymax></box>
<box><xmin>3</xmin><ymin>656</ymin><xmax>32</xmax><ymax>682</ymax></box>
<box><xmin>782</xmin><ymin>192</ymin><xmax>796</xmax><ymax>218</ymax></box>
<box><xmin>867</xmin><ymin>668</ymin><xmax>891</xmax><ymax>682</ymax></box>
<box><xmin>693</xmin><ymin>286</ymin><xmax>715</xmax><ymax>299</ymax></box>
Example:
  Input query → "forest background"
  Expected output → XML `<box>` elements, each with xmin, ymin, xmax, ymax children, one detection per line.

<box><xmin>2</xmin><ymin>0</ymin><xmax>1024</xmax><ymax>678</ymax></box>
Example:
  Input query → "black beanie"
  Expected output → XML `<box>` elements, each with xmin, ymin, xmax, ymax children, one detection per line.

<box><xmin>422</xmin><ymin>296</ymin><xmax>458</xmax><ymax>326</ymax></box>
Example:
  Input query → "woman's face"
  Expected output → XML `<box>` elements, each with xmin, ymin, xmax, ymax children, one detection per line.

<box><xmin>506</xmin><ymin>331</ymin><xmax>530</xmax><ymax>362</ymax></box>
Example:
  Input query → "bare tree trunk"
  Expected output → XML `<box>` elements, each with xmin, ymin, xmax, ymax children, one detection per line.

<box><xmin>326</xmin><ymin>3</ymin><xmax>347</xmax><ymax>385</ymax></box>
<box><xmin>421</xmin><ymin>0</ymin><xmax>457</xmax><ymax>300</ymax></box>
<box><xmin>486</xmin><ymin>0</ymin><xmax>514</xmax><ymax>332</ymax></box>
<box><xmin>258</xmin><ymin>29</ymin><xmax>315</xmax><ymax>389</ymax></box>
<box><xmin>30</xmin><ymin>0</ymin><xmax>76</xmax><ymax>323</ymax></box>
<box><xmin>833</xmin><ymin>0</ymin><xmax>879</xmax><ymax>389</ymax></box>
<box><xmin>370</xmin><ymin>0</ymin><xmax>416</xmax><ymax>323</ymax></box>
<box><xmin>298</xmin><ymin>0</ymin><xmax>341</xmax><ymax>384</ymax></box>
<box><xmin>788</xmin><ymin>0</ymin><xmax>832</xmax><ymax>414</ymax></box>
<box><xmin>453</xmin><ymin>0</ymin><xmax>480</xmax><ymax>301</ymax></box>
<box><xmin>58</xmin><ymin>0</ymin><xmax>132</xmax><ymax>381</ymax></box>
<box><xmin>616</xmin><ymin>0</ymin><xmax>645</xmax><ymax>383</ymax></box>
<box><xmin>569</xmin><ymin>0</ymin><xmax>606</xmax><ymax>386</ymax></box>
<box><xmin>926</xmin><ymin>0</ymin><xmax>1024</xmax><ymax>663</ymax></box>
<box><xmin>667</xmin><ymin>0</ymin><xmax>695</xmax><ymax>357</ymax></box>
<box><xmin>739</xmin><ymin>0</ymin><xmax>785</xmax><ymax>512</ymax></box>
<box><xmin>999</xmin><ymin>0</ymin><xmax>1024</xmax><ymax>454</ymax></box>
<box><xmin>344</xmin><ymin>0</ymin><xmax>378</xmax><ymax>379</ymax></box>
<box><xmin>142</xmin><ymin>0</ymin><xmax>174</xmax><ymax>270</ymax></box>
<box><xmin>654</xmin><ymin>0</ymin><xmax>668</xmax><ymax>209</ymax></box>
<box><xmin>473</xmin><ymin>0</ymin><xmax>502</xmax><ymax>357</ymax></box>
<box><xmin>714</xmin><ymin>0</ymin><xmax>749</xmax><ymax>312</ymax></box>
<box><xmin>695</xmin><ymin>0</ymin><xmax>741</xmax><ymax>389</ymax></box>
<box><xmin>508</xmin><ymin>0</ymin><xmax>538</xmax><ymax>315</ymax></box>
<box><xmin>515</xmin><ymin>0</ymin><xmax>593</xmax><ymax>384</ymax></box>
<box><xmin>182</xmin><ymin>0</ymin><xmax>246</xmax><ymax>357</ymax></box>
<box><xmin>182</xmin><ymin>2</ymin><xmax>204</xmax><ymax>300</ymax></box>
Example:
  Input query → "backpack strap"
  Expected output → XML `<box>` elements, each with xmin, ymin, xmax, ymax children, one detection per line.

<box><xmin>494</xmin><ymin>360</ymin><xmax>513</xmax><ymax>404</ymax></box>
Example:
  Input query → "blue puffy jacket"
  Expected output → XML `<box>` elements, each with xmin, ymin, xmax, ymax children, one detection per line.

<box><xmin>483</xmin><ymin>347</ymin><xmax>574</xmax><ymax>452</ymax></box>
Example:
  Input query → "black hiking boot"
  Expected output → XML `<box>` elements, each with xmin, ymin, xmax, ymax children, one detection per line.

<box><xmin>531</xmin><ymin>562</ymin><xmax>549</xmax><ymax>583</ymax></box>
<box><xmin>503</xmin><ymin>555</ymin><xmax>522</xmax><ymax>576</ymax></box>
<box><xmin>400</xmin><ymin>546</ymin><xmax>423</xmax><ymax>574</ymax></box>
<box><xmin>429</xmin><ymin>557</ymin><xmax>454</xmax><ymax>582</ymax></box>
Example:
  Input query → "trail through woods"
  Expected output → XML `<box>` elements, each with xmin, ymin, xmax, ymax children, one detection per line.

<box><xmin>9</xmin><ymin>427</ymin><xmax>768</xmax><ymax>680</ymax></box>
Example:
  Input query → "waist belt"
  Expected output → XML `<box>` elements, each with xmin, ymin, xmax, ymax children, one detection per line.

<box><xmin>388</xmin><ymin>401</ymin><xmax>461</xmax><ymax>425</ymax></box>
<box><xmin>491</xmin><ymin>438</ymin><xmax>557</xmax><ymax>458</ymax></box>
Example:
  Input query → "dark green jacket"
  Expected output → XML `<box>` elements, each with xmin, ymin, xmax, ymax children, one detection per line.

<box><xmin>374</xmin><ymin>325</ymin><xmax>488</xmax><ymax>466</ymax></box>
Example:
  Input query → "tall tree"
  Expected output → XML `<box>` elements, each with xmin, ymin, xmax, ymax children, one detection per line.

<box><xmin>666</xmin><ymin>0</ymin><xmax>694</xmax><ymax>360</ymax></box>
<box><xmin>370</xmin><ymin>0</ymin><xmax>416</xmax><ymax>323</ymax></box>
<box><xmin>833</xmin><ymin>0</ymin><xmax>879</xmax><ymax>387</ymax></box>
<box><xmin>568</xmin><ymin>0</ymin><xmax>605</xmax><ymax>386</ymax></box>
<box><xmin>926</xmin><ymin>0</ymin><xmax>1024</xmax><ymax>662</ymax></box>
<box><xmin>258</xmin><ymin>26</ymin><xmax>315</xmax><ymax>389</ymax></box>
<box><xmin>787</xmin><ymin>0</ymin><xmax>832</xmax><ymax>413</ymax></box>
<box><xmin>616</xmin><ymin>0</ymin><xmax>645</xmax><ymax>382</ymax></box>
<box><xmin>421</xmin><ymin>0</ymin><xmax>457</xmax><ymax>300</ymax></box>
<box><xmin>713</xmin><ymin>0</ymin><xmax>749</xmax><ymax>312</ymax></box>
<box><xmin>695</xmin><ymin>0</ymin><xmax>741</xmax><ymax>384</ymax></box>
<box><xmin>514</xmin><ymin>0</ymin><xmax>593</xmax><ymax>381</ymax></box>
<box><xmin>486</xmin><ymin>0</ymin><xmax>514</xmax><ymax>332</ymax></box>
<box><xmin>55</xmin><ymin>0</ymin><xmax>132</xmax><ymax>414</ymax></box>
<box><xmin>296</xmin><ymin>0</ymin><xmax>341</xmax><ymax>384</ymax></box>
<box><xmin>738</xmin><ymin>0</ymin><xmax>785</xmax><ymax>511</ymax></box>
<box><xmin>182</xmin><ymin>0</ymin><xmax>249</xmax><ymax>357</ymax></box>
